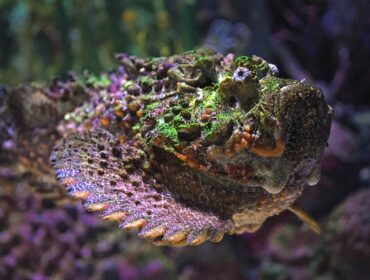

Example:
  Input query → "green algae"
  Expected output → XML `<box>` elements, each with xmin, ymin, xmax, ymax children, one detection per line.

<box><xmin>87</xmin><ymin>73</ymin><xmax>111</xmax><ymax>88</ymax></box>
<box><xmin>139</xmin><ymin>76</ymin><xmax>156</xmax><ymax>87</ymax></box>
<box><xmin>156</xmin><ymin>121</ymin><xmax>179</xmax><ymax>145</ymax></box>
<box><xmin>203</xmin><ymin>110</ymin><xmax>243</xmax><ymax>142</ymax></box>
<box><xmin>132</xmin><ymin>123</ymin><xmax>141</xmax><ymax>134</ymax></box>
<box><xmin>260</xmin><ymin>76</ymin><xmax>285</xmax><ymax>96</ymax></box>
<box><xmin>188</xmin><ymin>84</ymin><xmax>221</xmax><ymax>112</ymax></box>
<box><xmin>145</xmin><ymin>101</ymin><xmax>160</xmax><ymax>111</ymax></box>
<box><xmin>123</xmin><ymin>80</ymin><xmax>135</xmax><ymax>90</ymax></box>
<box><xmin>234</xmin><ymin>55</ymin><xmax>272</xmax><ymax>79</ymax></box>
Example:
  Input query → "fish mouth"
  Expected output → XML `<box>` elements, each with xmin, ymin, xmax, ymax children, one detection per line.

<box><xmin>203</xmin><ymin>137</ymin><xmax>291</xmax><ymax>194</ymax></box>
<box><xmin>205</xmin><ymin>170</ymin><xmax>288</xmax><ymax>195</ymax></box>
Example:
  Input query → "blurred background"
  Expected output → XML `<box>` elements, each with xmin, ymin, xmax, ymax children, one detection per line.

<box><xmin>0</xmin><ymin>0</ymin><xmax>370</xmax><ymax>279</ymax></box>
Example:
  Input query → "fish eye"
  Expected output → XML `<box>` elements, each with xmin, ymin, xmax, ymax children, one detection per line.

<box><xmin>232</xmin><ymin>67</ymin><xmax>251</xmax><ymax>82</ymax></box>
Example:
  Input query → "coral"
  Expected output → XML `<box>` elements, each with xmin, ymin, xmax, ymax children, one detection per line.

<box><xmin>0</xmin><ymin>76</ymin><xmax>87</xmax><ymax>192</ymax></box>
<box><xmin>321</xmin><ymin>188</ymin><xmax>370</xmax><ymax>280</ymax></box>
<box><xmin>0</xmin><ymin>183</ymin><xmax>173</xmax><ymax>279</ymax></box>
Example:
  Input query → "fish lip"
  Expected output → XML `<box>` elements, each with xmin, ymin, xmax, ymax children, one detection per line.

<box><xmin>201</xmin><ymin>170</ymin><xmax>266</xmax><ymax>192</ymax></box>
<box><xmin>204</xmin><ymin>164</ymin><xmax>290</xmax><ymax>194</ymax></box>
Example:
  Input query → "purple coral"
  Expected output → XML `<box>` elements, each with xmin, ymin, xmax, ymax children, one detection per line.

<box><xmin>0</xmin><ymin>184</ymin><xmax>172</xmax><ymax>279</ymax></box>
<box><xmin>323</xmin><ymin>188</ymin><xmax>370</xmax><ymax>279</ymax></box>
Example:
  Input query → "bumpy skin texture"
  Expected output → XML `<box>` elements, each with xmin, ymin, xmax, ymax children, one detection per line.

<box><xmin>51</xmin><ymin>49</ymin><xmax>332</xmax><ymax>246</ymax></box>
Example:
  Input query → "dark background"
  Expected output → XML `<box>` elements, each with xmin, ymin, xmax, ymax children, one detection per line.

<box><xmin>0</xmin><ymin>1</ymin><xmax>369</xmax><ymax>279</ymax></box>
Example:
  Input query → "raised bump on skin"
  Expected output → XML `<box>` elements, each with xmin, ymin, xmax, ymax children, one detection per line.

<box><xmin>251</xmin><ymin>137</ymin><xmax>285</xmax><ymax>158</ymax></box>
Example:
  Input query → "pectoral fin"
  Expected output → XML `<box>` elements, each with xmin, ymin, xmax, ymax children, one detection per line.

<box><xmin>288</xmin><ymin>205</ymin><xmax>321</xmax><ymax>235</ymax></box>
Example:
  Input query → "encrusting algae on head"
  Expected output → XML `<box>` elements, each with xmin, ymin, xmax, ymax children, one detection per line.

<box><xmin>51</xmin><ymin>48</ymin><xmax>333</xmax><ymax>247</ymax></box>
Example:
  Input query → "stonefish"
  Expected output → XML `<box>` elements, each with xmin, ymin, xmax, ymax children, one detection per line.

<box><xmin>51</xmin><ymin>49</ymin><xmax>332</xmax><ymax>247</ymax></box>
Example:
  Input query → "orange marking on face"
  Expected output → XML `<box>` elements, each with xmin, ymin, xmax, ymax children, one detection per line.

<box><xmin>175</xmin><ymin>152</ymin><xmax>206</xmax><ymax>172</ymax></box>
<box><xmin>201</xmin><ymin>108</ymin><xmax>213</xmax><ymax>121</ymax></box>
<box><xmin>243</xmin><ymin>132</ymin><xmax>254</xmax><ymax>142</ymax></box>
<box><xmin>175</xmin><ymin>153</ymin><xmax>187</xmax><ymax>161</ymax></box>
<box><xmin>204</xmin><ymin>108</ymin><xmax>213</xmax><ymax>115</ymax></box>
<box><xmin>251</xmin><ymin>137</ymin><xmax>285</xmax><ymax>158</ymax></box>
<box><xmin>136</xmin><ymin>109</ymin><xmax>145</xmax><ymax>118</ymax></box>
<box><xmin>100</xmin><ymin>118</ymin><xmax>110</xmax><ymax>126</ymax></box>
<box><xmin>114</xmin><ymin>109</ymin><xmax>123</xmax><ymax>118</ymax></box>
<box><xmin>201</xmin><ymin>114</ymin><xmax>210</xmax><ymax>121</ymax></box>
<box><xmin>117</xmin><ymin>134</ymin><xmax>127</xmax><ymax>143</ymax></box>
<box><xmin>240</xmin><ymin>138</ymin><xmax>249</xmax><ymax>148</ymax></box>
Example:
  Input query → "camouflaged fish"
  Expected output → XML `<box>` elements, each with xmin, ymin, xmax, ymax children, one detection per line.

<box><xmin>51</xmin><ymin>48</ymin><xmax>332</xmax><ymax>247</ymax></box>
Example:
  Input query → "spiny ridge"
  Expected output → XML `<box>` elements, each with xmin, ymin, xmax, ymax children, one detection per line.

<box><xmin>51</xmin><ymin>129</ymin><xmax>233</xmax><ymax>246</ymax></box>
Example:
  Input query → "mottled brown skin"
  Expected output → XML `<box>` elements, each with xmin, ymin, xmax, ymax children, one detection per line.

<box><xmin>51</xmin><ymin>49</ymin><xmax>332</xmax><ymax>246</ymax></box>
